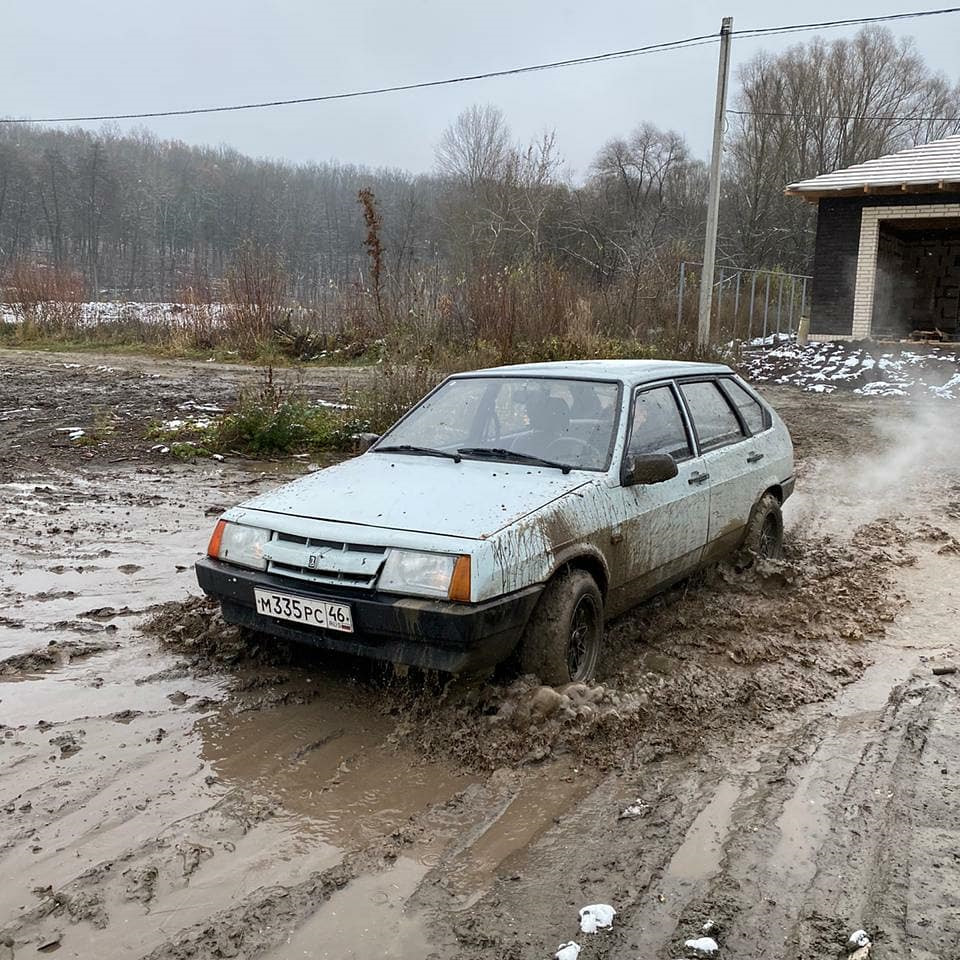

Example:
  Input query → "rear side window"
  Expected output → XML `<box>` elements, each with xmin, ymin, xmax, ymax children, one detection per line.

<box><xmin>722</xmin><ymin>380</ymin><xmax>766</xmax><ymax>434</ymax></box>
<box><xmin>680</xmin><ymin>381</ymin><xmax>745</xmax><ymax>450</ymax></box>
<box><xmin>627</xmin><ymin>386</ymin><xmax>692</xmax><ymax>461</ymax></box>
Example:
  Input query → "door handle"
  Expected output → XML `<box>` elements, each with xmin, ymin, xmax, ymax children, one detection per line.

<box><xmin>688</xmin><ymin>471</ymin><xmax>710</xmax><ymax>485</ymax></box>
<box><xmin>746</xmin><ymin>452</ymin><xmax>764</xmax><ymax>464</ymax></box>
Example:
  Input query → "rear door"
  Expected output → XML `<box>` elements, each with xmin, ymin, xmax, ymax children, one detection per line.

<box><xmin>718</xmin><ymin>377</ymin><xmax>793</xmax><ymax>493</ymax></box>
<box><xmin>605</xmin><ymin>382</ymin><xmax>710</xmax><ymax>614</ymax></box>
<box><xmin>677</xmin><ymin>378</ymin><xmax>757</xmax><ymax>560</ymax></box>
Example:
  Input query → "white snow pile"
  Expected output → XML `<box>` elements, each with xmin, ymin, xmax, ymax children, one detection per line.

<box><xmin>578</xmin><ymin>903</ymin><xmax>615</xmax><ymax>933</ymax></box>
<box><xmin>742</xmin><ymin>337</ymin><xmax>960</xmax><ymax>399</ymax></box>
<box><xmin>160</xmin><ymin>417</ymin><xmax>214</xmax><ymax>432</ymax></box>
<box><xmin>684</xmin><ymin>936</ymin><xmax>720</xmax><ymax>956</ymax></box>
<box><xmin>846</xmin><ymin>928</ymin><xmax>871</xmax><ymax>959</ymax></box>
<box><xmin>618</xmin><ymin>797</ymin><xmax>646</xmax><ymax>820</ymax></box>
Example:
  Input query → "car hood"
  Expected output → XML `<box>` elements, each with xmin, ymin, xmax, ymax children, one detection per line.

<box><xmin>234</xmin><ymin>453</ymin><xmax>594</xmax><ymax>540</ymax></box>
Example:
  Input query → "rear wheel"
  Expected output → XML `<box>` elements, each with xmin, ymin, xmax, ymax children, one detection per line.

<box><xmin>740</xmin><ymin>493</ymin><xmax>784</xmax><ymax>561</ymax></box>
<box><xmin>519</xmin><ymin>569</ymin><xmax>603</xmax><ymax>685</ymax></box>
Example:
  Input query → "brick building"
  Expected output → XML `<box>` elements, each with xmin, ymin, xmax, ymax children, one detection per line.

<box><xmin>787</xmin><ymin>135</ymin><xmax>960</xmax><ymax>341</ymax></box>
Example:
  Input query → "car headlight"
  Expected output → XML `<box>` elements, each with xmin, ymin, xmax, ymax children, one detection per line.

<box><xmin>378</xmin><ymin>549</ymin><xmax>471</xmax><ymax>601</ymax></box>
<box><xmin>207</xmin><ymin>520</ymin><xmax>270</xmax><ymax>571</ymax></box>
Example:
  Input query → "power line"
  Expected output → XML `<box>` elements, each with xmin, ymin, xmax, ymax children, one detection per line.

<box><xmin>731</xmin><ymin>5</ymin><xmax>960</xmax><ymax>38</ymax></box>
<box><xmin>2</xmin><ymin>6</ymin><xmax>959</xmax><ymax>125</ymax></box>
<box><xmin>730</xmin><ymin>109</ymin><xmax>960</xmax><ymax>123</ymax></box>
<box><xmin>0</xmin><ymin>33</ymin><xmax>721</xmax><ymax>125</ymax></box>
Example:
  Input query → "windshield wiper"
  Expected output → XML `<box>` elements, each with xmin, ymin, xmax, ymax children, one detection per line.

<box><xmin>374</xmin><ymin>444</ymin><xmax>461</xmax><ymax>462</ymax></box>
<box><xmin>457</xmin><ymin>447</ymin><xmax>573</xmax><ymax>474</ymax></box>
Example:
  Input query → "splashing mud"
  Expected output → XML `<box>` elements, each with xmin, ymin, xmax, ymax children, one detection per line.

<box><xmin>142</xmin><ymin>518</ymin><xmax>903</xmax><ymax>774</ymax></box>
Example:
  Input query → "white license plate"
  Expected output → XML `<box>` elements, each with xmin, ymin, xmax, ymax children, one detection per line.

<box><xmin>253</xmin><ymin>589</ymin><xmax>354</xmax><ymax>633</ymax></box>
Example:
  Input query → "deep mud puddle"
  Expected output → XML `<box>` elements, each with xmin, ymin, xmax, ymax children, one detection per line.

<box><xmin>3</xmin><ymin>361</ymin><xmax>960</xmax><ymax>958</ymax></box>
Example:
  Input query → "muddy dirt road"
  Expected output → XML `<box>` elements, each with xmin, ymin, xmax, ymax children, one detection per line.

<box><xmin>1</xmin><ymin>349</ymin><xmax>959</xmax><ymax>959</ymax></box>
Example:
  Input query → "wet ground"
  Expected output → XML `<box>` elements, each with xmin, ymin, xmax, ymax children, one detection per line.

<box><xmin>1</xmin><ymin>348</ymin><xmax>959</xmax><ymax>959</ymax></box>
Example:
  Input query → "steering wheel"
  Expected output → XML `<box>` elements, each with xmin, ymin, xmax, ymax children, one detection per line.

<box><xmin>481</xmin><ymin>407</ymin><xmax>501</xmax><ymax>443</ymax></box>
<box><xmin>544</xmin><ymin>435</ymin><xmax>597</xmax><ymax>463</ymax></box>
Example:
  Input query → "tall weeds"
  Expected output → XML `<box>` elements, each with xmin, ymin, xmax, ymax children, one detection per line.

<box><xmin>6</xmin><ymin>262</ymin><xmax>86</xmax><ymax>334</ymax></box>
<box><xmin>224</xmin><ymin>243</ymin><xmax>290</xmax><ymax>358</ymax></box>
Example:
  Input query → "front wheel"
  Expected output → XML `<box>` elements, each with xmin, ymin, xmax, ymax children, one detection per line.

<box><xmin>740</xmin><ymin>492</ymin><xmax>784</xmax><ymax>562</ymax></box>
<box><xmin>519</xmin><ymin>569</ymin><xmax>603</xmax><ymax>685</ymax></box>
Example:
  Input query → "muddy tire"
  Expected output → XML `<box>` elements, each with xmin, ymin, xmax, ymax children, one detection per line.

<box><xmin>740</xmin><ymin>493</ymin><xmax>784</xmax><ymax>561</ymax></box>
<box><xmin>519</xmin><ymin>569</ymin><xmax>603</xmax><ymax>685</ymax></box>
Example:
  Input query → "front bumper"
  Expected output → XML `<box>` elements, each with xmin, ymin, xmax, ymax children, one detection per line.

<box><xmin>195</xmin><ymin>557</ymin><xmax>542</xmax><ymax>673</ymax></box>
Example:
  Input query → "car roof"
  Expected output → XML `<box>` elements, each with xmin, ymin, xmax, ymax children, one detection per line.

<box><xmin>454</xmin><ymin>358</ymin><xmax>734</xmax><ymax>386</ymax></box>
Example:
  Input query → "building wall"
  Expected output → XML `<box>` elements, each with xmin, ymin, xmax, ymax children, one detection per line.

<box><xmin>809</xmin><ymin>192</ymin><xmax>960</xmax><ymax>337</ymax></box>
<box><xmin>906</xmin><ymin>231</ymin><xmax>960</xmax><ymax>331</ymax></box>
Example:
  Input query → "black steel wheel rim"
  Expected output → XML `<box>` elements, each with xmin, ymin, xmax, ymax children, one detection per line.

<box><xmin>567</xmin><ymin>595</ymin><xmax>599</xmax><ymax>680</ymax></box>
<box><xmin>758</xmin><ymin>514</ymin><xmax>778</xmax><ymax>556</ymax></box>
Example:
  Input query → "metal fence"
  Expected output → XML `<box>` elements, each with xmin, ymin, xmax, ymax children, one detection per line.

<box><xmin>677</xmin><ymin>262</ymin><xmax>812</xmax><ymax>342</ymax></box>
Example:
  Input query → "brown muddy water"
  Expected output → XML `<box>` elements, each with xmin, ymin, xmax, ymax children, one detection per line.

<box><xmin>2</xmin><ymin>349</ymin><xmax>960</xmax><ymax>959</ymax></box>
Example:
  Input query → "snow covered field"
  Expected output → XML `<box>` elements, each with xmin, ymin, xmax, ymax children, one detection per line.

<box><xmin>1</xmin><ymin>301</ymin><xmax>224</xmax><ymax>327</ymax></box>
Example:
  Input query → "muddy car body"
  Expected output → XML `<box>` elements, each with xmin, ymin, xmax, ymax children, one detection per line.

<box><xmin>196</xmin><ymin>360</ymin><xmax>794</xmax><ymax>682</ymax></box>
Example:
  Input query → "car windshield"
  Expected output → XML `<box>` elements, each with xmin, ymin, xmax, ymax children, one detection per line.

<box><xmin>375</xmin><ymin>376</ymin><xmax>620</xmax><ymax>471</ymax></box>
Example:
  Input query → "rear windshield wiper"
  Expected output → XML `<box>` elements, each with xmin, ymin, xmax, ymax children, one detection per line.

<box><xmin>374</xmin><ymin>444</ymin><xmax>462</xmax><ymax>462</ymax></box>
<box><xmin>457</xmin><ymin>447</ymin><xmax>573</xmax><ymax>474</ymax></box>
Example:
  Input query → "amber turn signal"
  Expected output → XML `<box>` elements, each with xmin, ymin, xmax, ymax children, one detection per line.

<box><xmin>207</xmin><ymin>519</ymin><xmax>226</xmax><ymax>558</ymax></box>
<box><xmin>448</xmin><ymin>555</ymin><xmax>471</xmax><ymax>602</ymax></box>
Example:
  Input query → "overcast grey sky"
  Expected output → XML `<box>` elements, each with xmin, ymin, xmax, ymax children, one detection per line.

<box><xmin>5</xmin><ymin>2</ymin><xmax>959</xmax><ymax>178</ymax></box>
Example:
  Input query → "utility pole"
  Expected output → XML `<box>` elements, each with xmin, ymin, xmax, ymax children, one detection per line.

<box><xmin>697</xmin><ymin>16</ymin><xmax>733</xmax><ymax>348</ymax></box>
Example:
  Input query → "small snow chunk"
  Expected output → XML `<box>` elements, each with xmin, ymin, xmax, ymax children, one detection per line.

<box><xmin>578</xmin><ymin>903</ymin><xmax>615</xmax><ymax>933</ymax></box>
<box><xmin>685</xmin><ymin>936</ymin><xmax>719</xmax><ymax>956</ymax></box>
<box><xmin>848</xmin><ymin>930</ymin><xmax>871</xmax><ymax>949</ymax></box>
<box><xmin>555</xmin><ymin>942</ymin><xmax>581</xmax><ymax>960</ymax></box>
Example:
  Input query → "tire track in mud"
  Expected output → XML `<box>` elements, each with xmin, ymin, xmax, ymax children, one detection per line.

<box><xmin>427</xmin><ymin>529</ymin><xmax>960</xmax><ymax>960</ymax></box>
<box><xmin>789</xmin><ymin>678</ymin><xmax>960</xmax><ymax>960</ymax></box>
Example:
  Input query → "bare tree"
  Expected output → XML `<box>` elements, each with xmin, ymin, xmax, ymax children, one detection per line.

<box><xmin>726</xmin><ymin>26</ymin><xmax>960</xmax><ymax>270</ymax></box>
<box><xmin>435</xmin><ymin>104</ymin><xmax>511</xmax><ymax>188</ymax></box>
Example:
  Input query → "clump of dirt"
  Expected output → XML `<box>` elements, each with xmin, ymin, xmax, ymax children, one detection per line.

<box><xmin>141</xmin><ymin>596</ymin><xmax>293</xmax><ymax>669</ymax></box>
<box><xmin>49</xmin><ymin>731</ymin><xmax>84</xmax><ymax>758</ymax></box>
<box><xmin>0</xmin><ymin>640</ymin><xmax>115</xmax><ymax>676</ymax></box>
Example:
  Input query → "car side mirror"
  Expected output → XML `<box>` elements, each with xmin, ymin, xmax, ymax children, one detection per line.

<box><xmin>622</xmin><ymin>453</ymin><xmax>679</xmax><ymax>487</ymax></box>
<box><xmin>356</xmin><ymin>432</ymin><xmax>380</xmax><ymax>453</ymax></box>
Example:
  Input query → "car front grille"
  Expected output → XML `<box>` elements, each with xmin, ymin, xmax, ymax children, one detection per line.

<box><xmin>264</xmin><ymin>531</ymin><xmax>387</xmax><ymax>590</ymax></box>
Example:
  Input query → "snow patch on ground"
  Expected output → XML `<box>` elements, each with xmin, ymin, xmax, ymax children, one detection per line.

<box><xmin>742</xmin><ymin>337</ymin><xmax>960</xmax><ymax>399</ymax></box>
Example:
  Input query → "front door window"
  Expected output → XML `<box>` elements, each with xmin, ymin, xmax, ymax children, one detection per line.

<box><xmin>626</xmin><ymin>386</ymin><xmax>692</xmax><ymax>461</ymax></box>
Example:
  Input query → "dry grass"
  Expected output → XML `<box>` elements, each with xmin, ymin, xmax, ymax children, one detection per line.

<box><xmin>223</xmin><ymin>244</ymin><xmax>292</xmax><ymax>358</ymax></box>
<box><xmin>6</xmin><ymin>262</ymin><xmax>86</xmax><ymax>335</ymax></box>
<box><xmin>3</xmin><ymin>245</ymin><xmax>742</xmax><ymax>373</ymax></box>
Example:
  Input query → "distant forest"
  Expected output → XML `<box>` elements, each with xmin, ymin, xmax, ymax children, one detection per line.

<box><xmin>1</xmin><ymin>27</ymin><xmax>958</xmax><ymax>306</ymax></box>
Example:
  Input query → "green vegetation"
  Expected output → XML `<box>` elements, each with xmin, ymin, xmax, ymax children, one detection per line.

<box><xmin>210</xmin><ymin>393</ymin><xmax>357</xmax><ymax>456</ymax></box>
